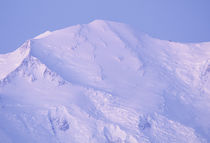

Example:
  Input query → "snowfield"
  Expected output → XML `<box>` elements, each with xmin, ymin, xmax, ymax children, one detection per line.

<box><xmin>0</xmin><ymin>20</ymin><xmax>210</xmax><ymax>143</ymax></box>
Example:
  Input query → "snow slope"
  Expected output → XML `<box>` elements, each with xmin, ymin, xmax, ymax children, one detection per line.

<box><xmin>0</xmin><ymin>20</ymin><xmax>210</xmax><ymax>143</ymax></box>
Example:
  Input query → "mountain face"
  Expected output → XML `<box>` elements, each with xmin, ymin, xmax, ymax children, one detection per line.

<box><xmin>0</xmin><ymin>20</ymin><xmax>210</xmax><ymax>143</ymax></box>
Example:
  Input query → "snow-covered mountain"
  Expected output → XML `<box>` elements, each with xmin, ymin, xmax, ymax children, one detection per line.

<box><xmin>0</xmin><ymin>20</ymin><xmax>210</xmax><ymax>143</ymax></box>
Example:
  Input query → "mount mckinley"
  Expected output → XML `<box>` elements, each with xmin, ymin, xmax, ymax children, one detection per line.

<box><xmin>0</xmin><ymin>20</ymin><xmax>210</xmax><ymax>143</ymax></box>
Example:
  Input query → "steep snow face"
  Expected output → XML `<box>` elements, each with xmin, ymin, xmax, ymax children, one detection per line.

<box><xmin>0</xmin><ymin>20</ymin><xmax>210</xmax><ymax>143</ymax></box>
<box><xmin>0</xmin><ymin>41</ymin><xmax>30</xmax><ymax>80</ymax></box>
<box><xmin>30</xmin><ymin>21</ymin><xmax>163</xmax><ymax>113</ymax></box>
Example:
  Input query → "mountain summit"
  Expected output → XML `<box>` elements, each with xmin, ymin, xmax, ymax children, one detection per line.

<box><xmin>0</xmin><ymin>20</ymin><xmax>210</xmax><ymax>143</ymax></box>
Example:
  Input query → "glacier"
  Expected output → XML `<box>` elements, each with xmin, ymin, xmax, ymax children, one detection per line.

<box><xmin>0</xmin><ymin>20</ymin><xmax>210</xmax><ymax>143</ymax></box>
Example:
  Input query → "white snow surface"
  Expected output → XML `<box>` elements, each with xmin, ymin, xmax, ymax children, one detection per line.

<box><xmin>0</xmin><ymin>20</ymin><xmax>210</xmax><ymax>143</ymax></box>
<box><xmin>34</xmin><ymin>31</ymin><xmax>51</xmax><ymax>39</ymax></box>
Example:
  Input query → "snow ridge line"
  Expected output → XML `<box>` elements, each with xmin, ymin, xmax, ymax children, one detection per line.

<box><xmin>0</xmin><ymin>41</ymin><xmax>31</xmax><ymax>82</ymax></box>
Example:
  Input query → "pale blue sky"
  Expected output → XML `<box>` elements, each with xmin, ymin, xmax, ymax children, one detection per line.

<box><xmin>0</xmin><ymin>0</ymin><xmax>210</xmax><ymax>53</ymax></box>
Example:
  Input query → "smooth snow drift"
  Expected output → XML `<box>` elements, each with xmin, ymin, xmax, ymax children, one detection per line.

<box><xmin>0</xmin><ymin>20</ymin><xmax>210</xmax><ymax>143</ymax></box>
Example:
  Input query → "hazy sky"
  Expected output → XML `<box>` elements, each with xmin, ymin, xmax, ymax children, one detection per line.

<box><xmin>0</xmin><ymin>0</ymin><xmax>210</xmax><ymax>53</ymax></box>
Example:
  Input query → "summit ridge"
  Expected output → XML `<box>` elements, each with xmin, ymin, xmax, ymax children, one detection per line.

<box><xmin>0</xmin><ymin>20</ymin><xmax>210</xmax><ymax>143</ymax></box>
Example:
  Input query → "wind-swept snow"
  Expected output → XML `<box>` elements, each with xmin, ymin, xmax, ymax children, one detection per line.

<box><xmin>0</xmin><ymin>20</ymin><xmax>210</xmax><ymax>143</ymax></box>
<box><xmin>0</xmin><ymin>41</ymin><xmax>30</xmax><ymax>80</ymax></box>
<box><xmin>34</xmin><ymin>31</ymin><xmax>51</xmax><ymax>40</ymax></box>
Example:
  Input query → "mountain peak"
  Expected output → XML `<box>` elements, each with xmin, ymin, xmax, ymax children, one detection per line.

<box><xmin>88</xmin><ymin>19</ymin><xmax>126</xmax><ymax>26</ymax></box>
<box><xmin>34</xmin><ymin>31</ymin><xmax>51</xmax><ymax>39</ymax></box>
<box><xmin>89</xmin><ymin>19</ymin><xmax>109</xmax><ymax>25</ymax></box>
<box><xmin>0</xmin><ymin>20</ymin><xmax>210</xmax><ymax>143</ymax></box>
<box><xmin>0</xmin><ymin>40</ymin><xmax>30</xmax><ymax>80</ymax></box>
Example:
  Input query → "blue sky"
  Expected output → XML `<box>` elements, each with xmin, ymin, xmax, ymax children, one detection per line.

<box><xmin>0</xmin><ymin>0</ymin><xmax>210</xmax><ymax>53</ymax></box>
